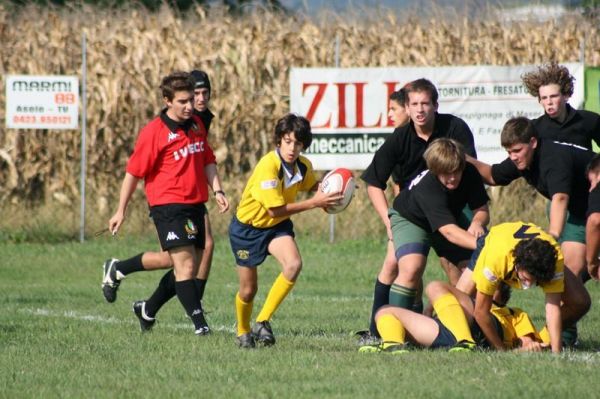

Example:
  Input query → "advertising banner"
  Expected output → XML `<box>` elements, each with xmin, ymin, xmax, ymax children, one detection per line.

<box><xmin>6</xmin><ymin>75</ymin><xmax>79</xmax><ymax>130</ymax></box>
<box><xmin>290</xmin><ymin>64</ymin><xmax>584</xmax><ymax>170</ymax></box>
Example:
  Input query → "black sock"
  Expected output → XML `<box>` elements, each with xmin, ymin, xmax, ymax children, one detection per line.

<box><xmin>195</xmin><ymin>279</ymin><xmax>207</xmax><ymax>300</ymax></box>
<box><xmin>116</xmin><ymin>253</ymin><xmax>145</xmax><ymax>276</ymax></box>
<box><xmin>369</xmin><ymin>278</ymin><xmax>391</xmax><ymax>337</ymax></box>
<box><xmin>145</xmin><ymin>270</ymin><xmax>176</xmax><ymax>318</ymax></box>
<box><xmin>175</xmin><ymin>279</ymin><xmax>206</xmax><ymax>330</ymax></box>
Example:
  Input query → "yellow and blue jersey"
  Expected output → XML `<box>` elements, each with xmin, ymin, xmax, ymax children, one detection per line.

<box><xmin>472</xmin><ymin>222</ymin><xmax>564</xmax><ymax>295</ymax></box>
<box><xmin>236</xmin><ymin>151</ymin><xmax>316</xmax><ymax>228</ymax></box>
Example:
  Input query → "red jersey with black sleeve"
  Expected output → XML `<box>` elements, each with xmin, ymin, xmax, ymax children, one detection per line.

<box><xmin>126</xmin><ymin>110</ymin><xmax>216</xmax><ymax>206</ymax></box>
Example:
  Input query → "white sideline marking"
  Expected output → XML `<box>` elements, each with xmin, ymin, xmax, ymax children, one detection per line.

<box><xmin>21</xmin><ymin>307</ymin><xmax>236</xmax><ymax>333</ymax></box>
<box><xmin>21</xmin><ymin>307</ymin><xmax>350</xmax><ymax>339</ymax></box>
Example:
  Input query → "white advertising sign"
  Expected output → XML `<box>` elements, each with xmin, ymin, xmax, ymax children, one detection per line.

<box><xmin>6</xmin><ymin>75</ymin><xmax>79</xmax><ymax>130</ymax></box>
<box><xmin>290</xmin><ymin>64</ymin><xmax>584</xmax><ymax>170</ymax></box>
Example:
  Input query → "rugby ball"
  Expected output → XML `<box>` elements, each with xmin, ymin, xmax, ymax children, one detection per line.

<box><xmin>320</xmin><ymin>168</ymin><xmax>355</xmax><ymax>214</ymax></box>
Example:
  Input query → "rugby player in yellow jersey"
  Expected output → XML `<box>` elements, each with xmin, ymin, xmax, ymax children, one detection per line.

<box><xmin>365</xmin><ymin>281</ymin><xmax>546</xmax><ymax>353</ymax></box>
<box><xmin>456</xmin><ymin>222</ymin><xmax>590</xmax><ymax>353</ymax></box>
<box><xmin>229</xmin><ymin>114</ymin><xmax>344</xmax><ymax>348</ymax></box>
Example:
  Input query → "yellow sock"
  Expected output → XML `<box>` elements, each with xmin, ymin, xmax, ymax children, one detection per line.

<box><xmin>235</xmin><ymin>292</ymin><xmax>253</xmax><ymax>336</ymax></box>
<box><xmin>256</xmin><ymin>273</ymin><xmax>295</xmax><ymax>322</ymax></box>
<box><xmin>538</xmin><ymin>326</ymin><xmax>550</xmax><ymax>345</ymax></box>
<box><xmin>433</xmin><ymin>292</ymin><xmax>475</xmax><ymax>343</ymax></box>
<box><xmin>376</xmin><ymin>314</ymin><xmax>406</xmax><ymax>347</ymax></box>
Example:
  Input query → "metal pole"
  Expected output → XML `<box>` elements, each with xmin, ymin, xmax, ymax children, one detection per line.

<box><xmin>80</xmin><ymin>32</ymin><xmax>87</xmax><ymax>243</ymax></box>
<box><xmin>329</xmin><ymin>33</ymin><xmax>341</xmax><ymax>244</ymax></box>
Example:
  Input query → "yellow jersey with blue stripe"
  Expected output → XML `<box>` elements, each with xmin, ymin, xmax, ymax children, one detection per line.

<box><xmin>491</xmin><ymin>306</ymin><xmax>539</xmax><ymax>348</ymax></box>
<box><xmin>236</xmin><ymin>151</ymin><xmax>317</xmax><ymax>228</ymax></box>
<box><xmin>472</xmin><ymin>222</ymin><xmax>564</xmax><ymax>295</ymax></box>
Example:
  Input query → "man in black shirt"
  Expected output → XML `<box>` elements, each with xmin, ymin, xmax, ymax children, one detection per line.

<box><xmin>384</xmin><ymin>139</ymin><xmax>488</xmax><ymax>312</ymax></box>
<box><xmin>585</xmin><ymin>154</ymin><xmax>600</xmax><ymax>280</ymax></box>
<box><xmin>469</xmin><ymin>117</ymin><xmax>593</xmax><ymax>277</ymax></box>
<box><xmin>359</xmin><ymin>79</ymin><xmax>477</xmax><ymax>343</ymax></box>
<box><xmin>522</xmin><ymin>62</ymin><xmax>600</xmax><ymax>150</ymax></box>
<box><xmin>468</xmin><ymin>117</ymin><xmax>593</xmax><ymax>347</ymax></box>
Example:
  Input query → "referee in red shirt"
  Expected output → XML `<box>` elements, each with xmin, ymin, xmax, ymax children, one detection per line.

<box><xmin>108</xmin><ymin>71</ymin><xmax>228</xmax><ymax>335</ymax></box>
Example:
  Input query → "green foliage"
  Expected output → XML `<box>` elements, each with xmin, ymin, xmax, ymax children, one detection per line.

<box><xmin>1</xmin><ymin>236</ymin><xmax>599</xmax><ymax>398</ymax></box>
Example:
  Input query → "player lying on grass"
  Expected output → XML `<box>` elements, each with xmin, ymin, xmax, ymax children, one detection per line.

<box><xmin>456</xmin><ymin>222</ymin><xmax>590</xmax><ymax>353</ymax></box>
<box><xmin>362</xmin><ymin>281</ymin><xmax>546</xmax><ymax>353</ymax></box>
<box><xmin>229</xmin><ymin>113</ymin><xmax>343</xmax><ymax>348</ymax></box>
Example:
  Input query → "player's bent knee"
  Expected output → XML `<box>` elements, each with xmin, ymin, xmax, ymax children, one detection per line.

<box><xmin>283</xmin><ymin>259</ymin><xmax>303</xmax><ymax>278</ymax></box>
<box><xmin>424</xmin><ymin>280</ymin><xmax>447</xmax><ymax>299</ymax></box>
<box><xmin>374</xmin><ymin>305</ymin><xmax>393</xmax><ymax>321</ymax></box>
<box><xmin>239</xmin><ymin>285</ymin><xmax>257</xmax><ymax>302</ymax></box>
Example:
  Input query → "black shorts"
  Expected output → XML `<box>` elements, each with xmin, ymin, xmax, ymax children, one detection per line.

<box><xmin>150</xmin><ymin>203</ymin><xmax>206</xmax><ymax>251</ymax></box>
<box><xmin>430</xmin><ymin>317</ymin><xmax>458</xmax><ymax>349</ymax></box>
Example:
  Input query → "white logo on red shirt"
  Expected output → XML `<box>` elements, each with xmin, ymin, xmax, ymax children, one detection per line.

<box><xmin>173</xmin><ymin>142</ymin><xmax>205</xmax><ymax>161</ymax></box>
<box><xmin>168</xmin><ymin>132</ymin><xmax>179</xmax><ymax>142</ymax></box>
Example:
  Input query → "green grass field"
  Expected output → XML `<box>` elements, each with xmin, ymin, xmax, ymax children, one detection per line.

<box><xmin>2</xmin><ymin>233</ymin><xmax>600</xmax><ymax>398</ymax></box>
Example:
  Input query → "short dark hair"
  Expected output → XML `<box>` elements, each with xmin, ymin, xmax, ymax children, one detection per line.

<box><xmin>512</xmin><ymin>238</ymin><xmax>558</xmax><ymax>284</ymax></box>
<box><xmin>273</xmin><ymin>114</ymin><xmax>312</xmax><ymax>149</ymax></box>
<box><xmin>404</xmin><ymin>78</ymin><xmax>438</xmax><ymax>105</ymax></box>
<box><xmin>521</xmin><ymin>62</ymin><xmax>575</xmax><ymax>99</ymax></box>
<box><xmin>389</xmin><ymin>88</ymin><xmax>407</xmax><ymax>106</ymax></box>
<box><xmin>587</xmin><ymin>153</ymin><xmax>600</xmax><ymax>175</ymax></box>
<box><xmin>160</xmin><ymin>72</ymin><xmax>195</xmax><ymax>101</ymax></box>
<box><xmin>500</xmin><ymin>117</ymin><xmax>537</xmax><ymax>147</ymax></box>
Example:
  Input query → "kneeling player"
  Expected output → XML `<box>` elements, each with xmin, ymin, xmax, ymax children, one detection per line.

<box><xmin>456</xmin><ymin>222</ymin><xmax>590</xmax><ymax>353</ymax></box>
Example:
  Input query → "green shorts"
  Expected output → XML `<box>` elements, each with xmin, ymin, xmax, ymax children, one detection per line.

<box><xmin>388</xmin><ymin>209</ymin><xmax>473</xmax><ymax>265</ymax></box>
<box><xmin>545</xmin><ymin>201</ymin><xmax>585</xmax><ymax>244</ymax></box>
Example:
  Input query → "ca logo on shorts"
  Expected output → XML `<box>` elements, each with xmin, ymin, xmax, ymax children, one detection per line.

<box><xmin>237</xmin><ymin>250</ymin><xmax>250</xmax><ymax>260</ymax></box>
<box><xmin>184</xmin><ymin>219</ymin><xmax>198</xmax><ymax>235</ymax></box>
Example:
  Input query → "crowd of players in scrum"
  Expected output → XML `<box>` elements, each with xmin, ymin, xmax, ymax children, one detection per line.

<box><xmin>99</xmin><ymin>63</ymin><xmax>600</xmax><ymax>352</ymax></box>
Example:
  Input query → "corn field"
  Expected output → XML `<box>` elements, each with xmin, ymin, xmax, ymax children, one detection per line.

<box><xmin>0</xmin><ymin>4</ymin><xmax>598</xmax><ymax>239</ymax></box>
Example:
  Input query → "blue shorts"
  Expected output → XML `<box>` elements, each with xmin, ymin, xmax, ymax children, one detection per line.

<box><xmin>229</xmin><ymin>216</ymin><xmax>295</xmax><ymax>267</ymax></box>
<box><xmin>468</xmin><ymin>232</ymin><xmax>488</xmax><ymax>271</ymax></box>
<box><xmin>430</xmin><ymin>317</ymin><xmax>458</xmax><ymax>349</ymax></box>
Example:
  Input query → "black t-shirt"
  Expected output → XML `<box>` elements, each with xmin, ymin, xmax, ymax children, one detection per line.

<box><xmin>491</xmin><ymin>139</ymin><xmax>593</xmax><ymax>219</ymax></box>
<box><xmin>393</xmin><ymin>163</ymin><xmax>489</xmax><ymax>233</ymax></box>
<box><xmin>194</xmin><ymin>108</ymin><xmax>215</xmax><ymax>132</ymax></box>
<box><xmin>361</xmin><ymin>113</ymin><xmax>476</xmax><ymax>191</ymax></box>
<box><xmin>588</xmin><ymin>185</ymin><xmax>600</xmax><ymax>217</ymax></box>
<box><xmin>533</xmin><ymin>104</ymin><xmax>600</xmax><ymax>150</ymax></box>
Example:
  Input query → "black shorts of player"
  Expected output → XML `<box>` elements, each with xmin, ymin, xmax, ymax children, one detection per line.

<box><xmin>430</xmin><ymin>317</ymin><xmax>458</xmax><ymax>349</ymax></box>
<box><xmin>150</xmin><ymin>203</ymin><xmax>206</xmax><ymax>251</ymax></box>
<box><xmin>229</xmin><ymin>216</ymin><xmax>294</xmax><ymax>267</ymax></box>
<box><xmin>467</xmin><ymin>231</ymin><xmax>489</xmax><ymax>271</ymax></box>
